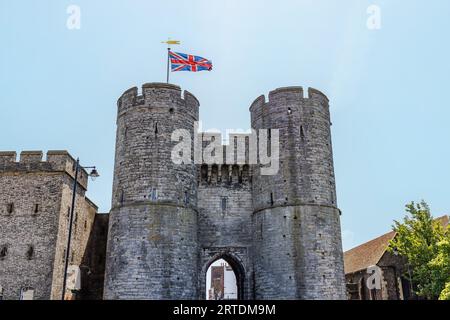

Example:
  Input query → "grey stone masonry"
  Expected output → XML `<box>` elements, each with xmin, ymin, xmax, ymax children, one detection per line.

<box><xmin>0</xmin><ymin>150</ymin><xmax>98</xmax><ymax>300</ymax></box>
<box><xmin>250</xmin><ymin>87</ymin><xmax>346</xmax><ymax>299</ymax></box>
<box><xmin>103</xmin><ymin>83</ymin><xmax>346</xmax><ymax>300</ymax></box>
<box><xmin>104</xmin><ymin>83</ymin><xmax>199</xmax><ymax>299</ymax></box>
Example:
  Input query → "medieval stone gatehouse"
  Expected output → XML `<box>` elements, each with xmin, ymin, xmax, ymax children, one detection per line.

<box><xmin>103</xmin><ymin>83</ymin><xmax>346</xmax><ymax>300</ymax></box>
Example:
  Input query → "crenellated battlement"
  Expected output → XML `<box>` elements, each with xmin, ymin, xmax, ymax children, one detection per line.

<box><xmin>117</xmin><ymin>83</ymin><xmax>200</xmax><ymax>118</ymax></box>
<box><xmin>0</xmin><ymin>150</ymin><xmax>89</xmax><ymax>190</ymax></box>
<box><xmin>198</xmin><ymin>131</ymin><xmax>255</xmax><ymax>166</ymax></box>
<box><xmin>249</xmin><ymin>86</ymin><xmax>329</xmax><ymax>113</ymax></box>
<box><xmin>268</xmin><ymin>86</ymin><xmax>304</xmax><ymax>102</ymax></box>
<box><xmin>105</xmin><ymin>82</ymin><xmax>345</xmax><ymax>300</ymax></box>
<box><xmin>308</xmin><ymin>87</ymin><xmax>329</xmax><ymax>102</ymax></box>
<box><xmin>0</xmin><ymin>151</ymin><xmax>17</xmax><ymax>164</ymax></box>
<box><xmin>197</xmin><ymin>163</ymin><xmax>251</xmax><ymax>187</ymax></box>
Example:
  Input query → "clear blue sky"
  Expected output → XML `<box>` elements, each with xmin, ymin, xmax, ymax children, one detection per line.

<box><xmin>1</xmin><ymin>1</ymin><xmax>449</xmax><ymax>250</ymax></box>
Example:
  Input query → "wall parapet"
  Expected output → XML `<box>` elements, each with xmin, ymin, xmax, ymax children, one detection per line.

<box><xmin>0</xmin><ymin>150</ymin><xmax>89</xmax><ymax>190</ymax></box>
<box><xmin>249</xmin><ymin>86</ymin><xmax>329</xmax><ymax>112</ymax></box>
<box><xmin>117</xmin><ymin>83</ymin><xmax>200</xmax><ymax>116</ymax></box>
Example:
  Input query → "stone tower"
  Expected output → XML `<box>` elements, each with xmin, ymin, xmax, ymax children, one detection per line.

<box><xmin>250</xmin><ymin>87</ymin><xmax>346</xmax><ymax>299</ymax></box>
<box><xmin>103</xmin><ymin>83</ymin><xmax>346</xmax><ymax>300</ymax></box>
<box><xmin>103</xmin><ymin>83</ymin><xmax>200</xmax><ymax>299</ymax></box>
<box><xmin>0</xmin><ymin>150</ymin><xmax>99</xmax><ymax>300</ymax></box>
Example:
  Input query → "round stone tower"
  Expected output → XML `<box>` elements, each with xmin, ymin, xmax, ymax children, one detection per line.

<box><xmin>250</xmin><ymin>86</ymin><xmax>346</xmax><ymax>299</ymax></box>
<box><xmin>104</xmin><ymin>83</ymin><xmax>199</xmax><ymax>299</ymax></box>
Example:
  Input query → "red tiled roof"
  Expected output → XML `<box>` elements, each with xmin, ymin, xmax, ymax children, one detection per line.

<box><xmin>344</xmin><ymin>215</ymin><xmax>449</xmax><ymax>275</ymax></box>
<box><xmin>344</xmin><ymin>230</ymin><xmax>396</xmax><ymax>274</ymax></box>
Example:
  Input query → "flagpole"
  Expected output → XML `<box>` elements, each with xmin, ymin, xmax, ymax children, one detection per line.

<box><xmin>166</xmin><ymin>47</ymin><xmax>170</xmax><ymax>84</ymax></box>
<box><xmin>162</xmin><ymin>39</ymin><xmax>180</xmax><ymax>84</ymax></box>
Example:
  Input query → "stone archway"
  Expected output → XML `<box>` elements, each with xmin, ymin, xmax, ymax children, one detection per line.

<box><xmin>200</xmin><ymin>251</ymin><xmax>246</xmax><ymax>300</ymax></box>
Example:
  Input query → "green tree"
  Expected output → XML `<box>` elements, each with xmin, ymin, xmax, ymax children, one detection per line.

<box><xmin>388</xmin><ymin>201</ymin><xmax>449</xmax><ymax>300</ymax></box>
<box><xmin>439</xmin><ymin>282</ymin><xmax>450</xmax><ymax>300</ymax></box>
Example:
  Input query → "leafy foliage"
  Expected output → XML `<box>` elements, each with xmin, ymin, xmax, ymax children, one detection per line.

<box><xmin>388</xmin><ymin>201</ymin><xmax>449</xmax><ymax>300</ymax></box>
<box><xmin>439</xmin><ymin>282</ymin><xmax>450</xmax><ymax>300</ymax></box>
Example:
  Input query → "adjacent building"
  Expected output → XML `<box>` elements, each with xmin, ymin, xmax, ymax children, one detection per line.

<box><xmin>0</xmin><ymin>150</ymin><xmax>108</xmax><ymax>300</ymax></box>
<box><xmin>344</xmin><ymin>215</ymin><xmax>449</xmax><ymax>300</ymax></box>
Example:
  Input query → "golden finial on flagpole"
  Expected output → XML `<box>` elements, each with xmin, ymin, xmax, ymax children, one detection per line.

<box><xmin>162</xmin><ymin>38</ymin><xmax>181</xmax><ymax>83</ymax></box>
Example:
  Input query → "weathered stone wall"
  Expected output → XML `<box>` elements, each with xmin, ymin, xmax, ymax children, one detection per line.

<box><xmin>197</xmin><ymin>164</ymin><xmax>254</xmax><ymax>299</ymax></box>
<box><xmin>250</xmin><ymin>87</ymin><xmax>346</xmax><ymax>299</ymax></box>
<box><xmin>104</xmin><ymin>84</ymin><xmax>346</xmax><ymax>300</ymax></box>
<box><xmin>104</xmin><ymin>83</ymin><xmax>200</xmax><ymax>299</ymax></box>
<box><xmin>79</xmin><ymin>213</ymin><xmax>109</xmax><ymax>300</ymax></box>
<box><xmin>0</xmin><ymin>150</ymin><xmax>97</xmax><ymax>300</ymax></box>
<box><xmin>104</xmin><ymin>205</ymin><xmax>198</xmax><ymax>299</ymax></box>
<box><xmin>250</xmin><ymin>87</ymin><xmax>336</xmax><ymax>208</ymax></box>
<box><xmin>253</xmin><ymin>205</ymin><xmax>344</xmax><ymax>299</ymax></box>
<box><xmin>377</xmin><ymin>252</ymin><xmax>408</xmax><ymax>300</ymax></box>
<box><xmin>50</xmin><ymin>179</ymin><xmax>97</xmax><ymax>300</ymax></box>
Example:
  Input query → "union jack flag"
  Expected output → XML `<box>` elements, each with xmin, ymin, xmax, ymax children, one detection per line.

<box><xmin>169</xmin><ymin>51</ymin><xmax>212</xmax><ymax>72</ymax></box>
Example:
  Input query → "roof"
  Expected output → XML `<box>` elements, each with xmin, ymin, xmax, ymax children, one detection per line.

<box><xmin>344</xmin><ymin>230</ymin><xmax>396</xmax><ymax>274</ymax></box>
<box><xmin>436</xmin><ymin>215</ymin><xmax>449</xmax><ymax>229</ymax></box>
<box><xmin>344</xmin><ymin>215</ymin><xmax>449</xmax><ymax>275</ymax></box>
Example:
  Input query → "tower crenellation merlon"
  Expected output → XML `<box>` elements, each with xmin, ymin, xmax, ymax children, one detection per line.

<box><xmin>249</xmin><ymin>86</ymin><xmax>329</xmax><ymax>112</ymax></box>
<box><xmin>0</xmin><ymin>150</ymin><xmax>89</xmax><ymax>190</ymax></box>
<box><xmin>117</xmin><ymin>83</ymin><xmax>200</xmax><ymax>120</ymax></box>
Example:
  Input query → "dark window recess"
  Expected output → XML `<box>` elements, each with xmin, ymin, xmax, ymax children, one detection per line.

<box><xmin>371</xmin><ymin>288</ymin><xmax>378</xmax><ymax>300</ymax></box>
<box><xmin>120</xmin><ymin>191</ymin><xmax>125</xmax><ymax>204</ymax></box>
<box><xmin>26</xmin><ymin>246</ymin><xmax>34</xmax><ymax>260</ymax></box>
<box><xmin>154</xmin><ymin>122</ymin><xmax>158</xmax><ymax>136</ymax></box>
<box><xmin>287</xmin><ymin>107</ymin><xmax>292</xmax><ymax>115</ymax></box>
<box><xmin>169</xmin><ymin>108</ymin><xmax>174</xmax><ymax>114</ymax></box>
<box><xmin>73</xmin><ymin>212</ymin><xmax>78</xmax><ymax>230</ymax></box>
<box><xmin>0</xmin><ymin>246</ymin><xmax>7</xmax><ymax>258</ymax></box>
<box><xmin>221</xmin><ymin>197</ymin><xmax>227</xmax><ymax>212</ymax></box>
<box><xmin>270</xmin><ymin>193</ymin><xmax>274</xmax><ymax>206</ymax></box>
<box><xmin>84</xmin><ymin>220</ymin><xmax>87</xmax><ymax>230</ymax></box>
<box><xmin>300</xmin><ymin>126</ymin><xmax>305</xmax><ymax>140</ymax></box>
<box><xmin>33</xmin><ymin>204</ymin><xmax>39</xmax><ymax>214</ymax></box>
<box><xmin>7</xmin><ymin>203</ymin><xmax>14</xmax><ymax>214</ymax></box>
<box><xmin>201</xmin><ymin>165</ymin><xmax>208</xmax><ymax>182</ymax></box>
<box><xmin>184</xmin><ymin>191</ymin><xmax>189</xmax><ymax>205</ymax></box>
<box><xmin>67</xmin><ymin>207</ymin><xmax>70</xmax><ymax>217</ymax></box>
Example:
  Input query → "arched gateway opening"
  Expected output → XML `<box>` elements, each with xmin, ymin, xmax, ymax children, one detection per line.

<box><xmin>204</xmin><ymin>255</ymin><xmax>245</xmax><ymax>300</ymax></box>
